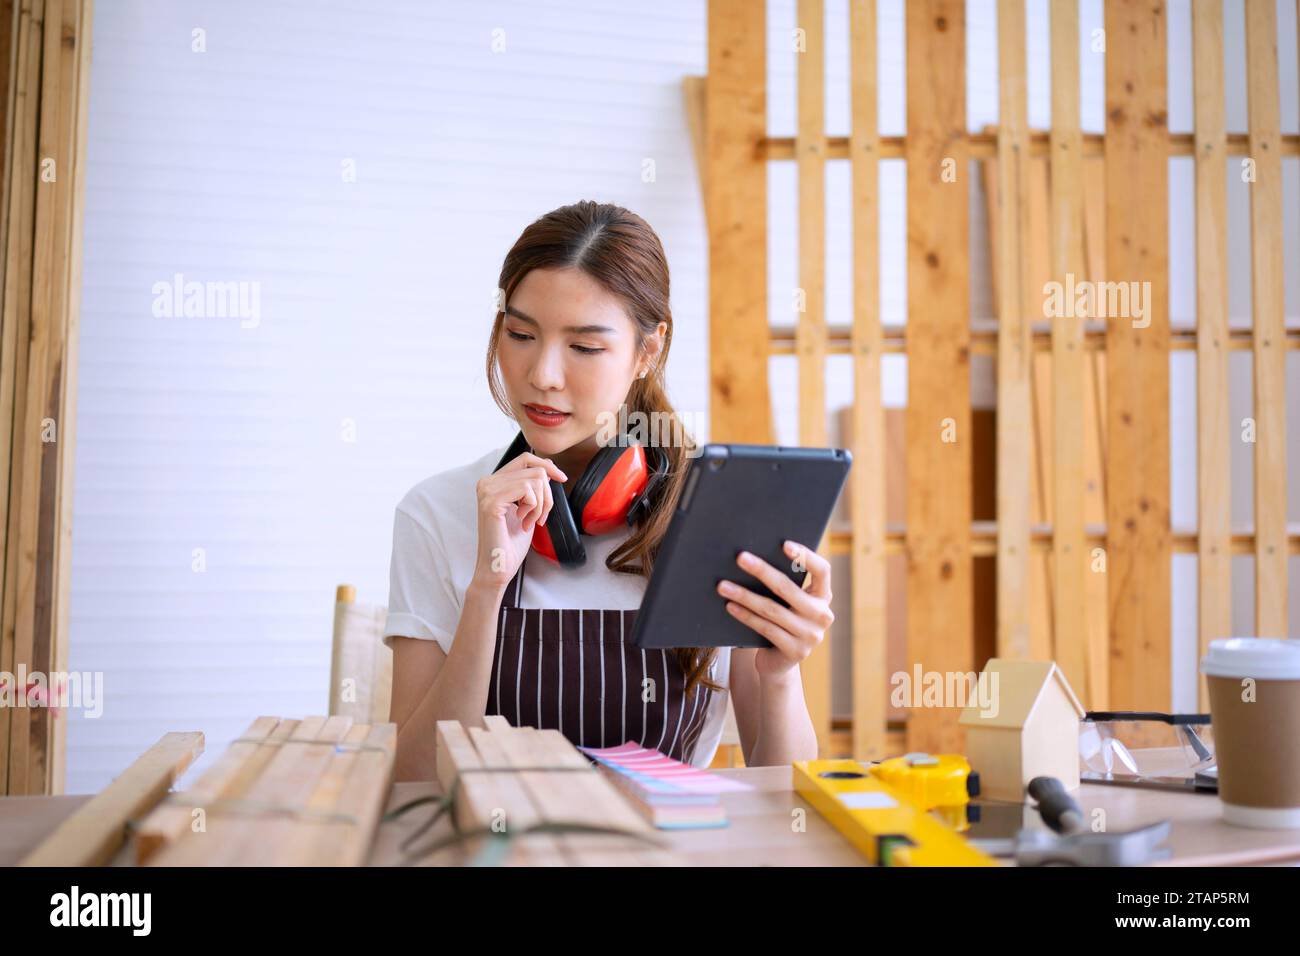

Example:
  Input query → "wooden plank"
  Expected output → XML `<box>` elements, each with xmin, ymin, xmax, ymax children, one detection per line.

<box><xmin>292</xmin><ymin>721</ymin><xmax>397</xmax><ymax>867</ymax></box>
<box><xmin>1244</xmin><ymin>0</ymin><xmax>1287</xmax><ymax>635</ymax></box>
<box><xmin>706</xmin><ymin>0</ymin><xmax>772</xmax><ymax>443</ymax></box>
<box><xmin>51</xmin><ymin>1</ymin><xmax>93</xmax><ymax>793</ymax></box>
<box><xmin>204</xmin><ymin>715</ymin><xmax>350</xmax><ymax>866</ymax></box>
<box><xmin>144</xmin><ymin>717</ymin><xmax>301</xmax><ymax>866</ymax></box>
<box><xmin>1192</xmin><ymin>0</ymin><xmax>1230</xmax><ymax>709</ymax></box>
<box><xmin>472</xmin><ymin>723</ymin><xmax>568</xmax><ymax>865</ymax></box>
<box><xmin>796</xmin><ymin>0</ymin><xmax>831</xmax><ymax>754</ymax></box>
<box><xmin>1081</xmin><ymin>153</ymin><xmax>1109</xmax><ymax>711</ymax></box>
<box><xmin>905</xmin><ymin>0</ymin><xmax>971</xmax><ymax>753</ymax></box>
<box><xmin>134</xmin><ymin>715</ymin><xmax>281</xmax><ymax>863</ymax></box>
<box><xmin>1048</xmin><ymin>0</ymin><xmax>1089</xmax><ymax>697</ymax></box>
<box><xmin>30</xmin><ymin>0</ymin><xmax>84</xmax><ymax>795</ymax></box>
<box><xmin>770</xmin><ymin>323</ymin><xmax>1300</xmax><ymax>354</ymax></box>
<box><xmin>0</xmin><ymin>0</ymin><xmax>39</xmax><ymax>798</ymax></box>
<box><xmin>2</xmin><ymin>0</ymin><xmax>47</xmax><ymax>795</ymax></box>
<box><xmin>19</xmin><ymin>731</ymin><xmax>203</xmax><ymax>865</ymax></box>
<box><xmin>848</xmin><ymin>0</ymin><xmax>886</xmax><ymax>761</ymax></box>
<box><xmin>682</xmin><ymin>75</ymin><xmax>706</xmax><ymax>194</ymax></box>
<box><xmin>22</xmin><ymin>0</ymin><xmax>59</xmax><ymax>794</ymax></box>
<box><xmin>760</xmin><ymin>130</ymin><xmax>1300</xmax><ymax>161</ymax></box>
<box><xmin>526</xmin><ymin>728</ymin><xmax>668</xmax><ymax>866</ymax></box>
<box><xmin>995</xmin><ymin>0</ymin><xmax>1033</xmax><ymax>661</ymax></box>
<box><xmin>1104</xmin><ymin>0</ymin><xmax>1171</xmax><ymax>712</ymax></box>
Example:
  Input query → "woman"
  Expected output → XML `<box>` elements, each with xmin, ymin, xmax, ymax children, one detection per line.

<box><xmin>383</xmin><ymin>200</ymin><xmax>834</xmax><ymax>781</ymax></box>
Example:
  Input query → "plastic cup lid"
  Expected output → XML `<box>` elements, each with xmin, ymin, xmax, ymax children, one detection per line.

<box><xmin>1200</xmin><ymin>638</ymin><xmax>1300</xmax><ymax>680</ymax></box>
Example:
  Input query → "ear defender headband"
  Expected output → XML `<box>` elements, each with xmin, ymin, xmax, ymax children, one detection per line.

<box><xmin>492</xmin><ymin>429</ymin><xmax>669</xmax><ymax>568</ymax></box>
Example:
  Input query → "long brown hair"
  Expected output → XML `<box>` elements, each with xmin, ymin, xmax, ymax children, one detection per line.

<box><xmin>485</xmin><ymin>200</ymin><xmax>721</xmax><ymax>696</ymax></box>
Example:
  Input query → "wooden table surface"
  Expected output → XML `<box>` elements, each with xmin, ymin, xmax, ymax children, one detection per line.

<box><xmin>4</xmin><ymin>764</ymin><xmax>1300</xmax><ymax>866</ymax></box>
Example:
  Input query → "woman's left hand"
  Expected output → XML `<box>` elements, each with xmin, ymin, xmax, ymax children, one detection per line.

<box><xmin>715</xmin><ymin>540</ymin><xmax>834</xmax><ymax>682</ymax></box>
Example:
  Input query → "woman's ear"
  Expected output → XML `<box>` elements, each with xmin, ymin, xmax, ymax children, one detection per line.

<box><xmin>640</xmin><ymin>321</ymin><xmax>667</xmax><ymax>375</ymax></box>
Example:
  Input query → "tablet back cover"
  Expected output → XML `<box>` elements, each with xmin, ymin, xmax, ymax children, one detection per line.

<box><xmin>631</xmin><ymin>444</ymin><xmax>851</xmax><ymax>649</ymax></box>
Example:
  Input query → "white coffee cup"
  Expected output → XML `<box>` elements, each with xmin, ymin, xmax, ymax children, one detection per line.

<box><xmin>1200</xmin><ymin>638</ymin><xmax>1300</xmax><ymax>829</ymax></box>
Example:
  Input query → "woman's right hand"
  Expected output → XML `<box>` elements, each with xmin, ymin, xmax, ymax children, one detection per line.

<box><xmin>472</xmin><ymin>453</ymin><xmax>568</xmax><ymax>591</ymax></box>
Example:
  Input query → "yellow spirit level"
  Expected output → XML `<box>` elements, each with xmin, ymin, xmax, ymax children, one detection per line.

<box><xmin>792</xmin><ymin>758</ymin><xmax>997</xmax><ymax>866</ymax></box>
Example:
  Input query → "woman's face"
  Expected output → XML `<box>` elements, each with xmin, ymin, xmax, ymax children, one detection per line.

<box><xmin>497</xmin><ymin>267</ymin><xmax>662</xmax><ymax>460</ymax></box>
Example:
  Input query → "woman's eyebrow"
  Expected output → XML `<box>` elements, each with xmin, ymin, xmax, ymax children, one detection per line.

<box><xmin>505</xmin><ymin>305</ymin><xmax>616</xmax><ymax>335</ymax></box>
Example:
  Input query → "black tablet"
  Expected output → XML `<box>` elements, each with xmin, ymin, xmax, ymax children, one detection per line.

<box><xmin>630</xmin><ymin>444</ymin><xmax>852</xmax><ymax>650</ymax></box>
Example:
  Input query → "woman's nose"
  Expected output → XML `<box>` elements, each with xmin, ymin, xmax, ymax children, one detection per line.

<box><xmin>528</xmin><ymin>346</ymin><xmax>565</xmax><ymax>390</ymax></box>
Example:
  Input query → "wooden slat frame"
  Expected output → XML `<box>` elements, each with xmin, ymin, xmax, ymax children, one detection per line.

<box><xmin>905</xmin><ymin>0</ymin><xmax>971</xmax><ymax>754</ymax></box>
<box><xmin>848</xmin><ymin>0</ymin><xmax>886</xmax><ymax>760</ymax></box>
<box><xmin>1104</xmin><ymin>0</ymin><xmax>1171</xmax><ymax>712</ymax></box>
<box><xmin>701</xmin><ymin>0</ymin><xmax>1296</xmax><ymax>757</ymax></box>
<box><xmin>1192</xmin><ymin>0</ymin><xmax>1230</xmax><ymax>710</ymax></box>
<box><xmin>1244</xmin><ymin>0</ymin><xmax>1287</xmax><ymax>636</ymax></box>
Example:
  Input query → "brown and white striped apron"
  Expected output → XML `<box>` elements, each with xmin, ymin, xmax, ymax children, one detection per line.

<box><xmin>486</xmin><ymin>555</ymin><xmax>717</xmax><ymax>765</ymax></box>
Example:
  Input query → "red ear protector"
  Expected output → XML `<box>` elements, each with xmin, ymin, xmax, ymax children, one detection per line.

<box><xmin>492</xmin><ymin>430</ymin><xmax>669</xmax><ymax>568</ymax></box>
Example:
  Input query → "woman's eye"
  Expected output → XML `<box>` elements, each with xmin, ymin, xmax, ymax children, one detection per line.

<box><xmin>572</xmin><ymin>345</ymin><xmax>604</xmax><ymax>355</ymax></box>
<box><xmin>506</xmin><ymin>330</ymin><xmax>531</xmax><ymax>342</ymax></box>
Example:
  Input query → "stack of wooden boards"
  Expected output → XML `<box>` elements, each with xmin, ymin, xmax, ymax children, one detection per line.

<box><xmin>435</xmin><ymin>716</ymin><xmax>681</xmax><ymax>865</ymax></box>
<box><xmin>139</xmin><ymin>716</ymin><xmax>396</xmax><ymax>866</ymax></box>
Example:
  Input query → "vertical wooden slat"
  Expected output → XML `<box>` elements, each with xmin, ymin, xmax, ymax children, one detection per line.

<box><xmin>1104</xmin><ymin>0</ymin><xmax>1170</xmax><ymax>712</ymax></box>
<box><xmin>44</xmin><ymin>0</ymin><xmax>90</xmax><ymax>794</ymax></box>
<box><xmin>1081</xmin><ymin>153</ymin><xmax>1109</xmax><ymax>710</ymax></box>
<box><xmin>0</xmin><ymin>0</ymin><xmax>27</xmax><ymax>797</ymax></box>
<box><xmin>12</xmin><ymin>0</ymin><xmax>64</xmax><ymax>794</ymax></box>
<box><xmin>995</xmin><ymin>0</ymin><xmax>1032</xmax><ymax>661</ymax></box>
<box><xmin>906</xmin><ymin>0</ymin><xmax>971</xmax><ymax>753</ymax></box>
<box><xmin>795</xmin><ymin>0</ymin><xmax>831</xmax><ymax>753</ymax></box>
<box><xmin>1244</xmin><ymin>0</ymin><xmax>1287</xmax><ymax>636</ymax></box>
<box><xmin>706</xmin><ymin>0</ymin><xmax>772</xmax><ymax>446</ymax></box>
<box><xmin>1049</xmin><ymin>0</ymin><xmax>1088</xmax><ymax>693</ymax></box>
<box><xmin>848</xmin><ymin>0</ymin><xmax>885</xmax><ymax>760</ymax></box>
<box><xmin>1</xmin><ymin>0</ymin><xmax>45</xmax><ymax>794</ymax></box>
<box><xmin>1192</xmin><ymin>0</ymin><xmax>1229</xmax><ymax>709</ymax></box>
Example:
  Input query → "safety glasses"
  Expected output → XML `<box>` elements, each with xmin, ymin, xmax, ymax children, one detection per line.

<box><xmin>1079</xmin><ymin>711</ymin><xmax>1217</xmax><ymax>790</ymax></box>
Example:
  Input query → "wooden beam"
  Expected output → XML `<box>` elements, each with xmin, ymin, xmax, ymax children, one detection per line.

<box><xmin>706</xmin><ymin>0</ymin><xmax>772</xmax><ymax>443</ymax></box>
<box><xmin>19</xmin><ymin>731</ymin><xmax>203</xmax><ymax>865</ymax></box>
<box><xmin>995</xmin><ymin>0</ymin><xmax>1033</xmax><ymax>661</ymax></box>
<box><xmin>759</xmin><ymin>130</ymin><xmax>1300</xmax><ymax>160</ymax></box>
<box><xmin>769</xmin><ymin>323</ymin><xmax>1300</xmax><ymax>354</ymax></box>
<box><xmin>1244</xmin><ymin>0</ymin><xmax>1287</xmax><ymax>635</ymax></box>
<box><xmin>1104</xmin><ymin>0</ymin><xmax>1170</xmax><ymax>712</ymax></box>
<box><xmin>796</xmin><ymin>0</ymin><xmax>831</xmax><ymax>755</ymax></box>
<box><xmin>134</xmin><ymin>716</ymin><xmax>281</xmax><ymax>863</ymax></box>
<box><xmin>0</xmin><ymin>0</ymin><xmax>40</xmax><ymax>798</ymax></box>
<box><xmin>1048</xmin><ymin>0</ymin><xmax>1089</xmax><ymax>697</ymax></box>
<box><xmin>905</xmin><ymin>0</ymin><xmax>971</xmax><ymax>754</ymax></box>
<box><xmin>848</xmin><ymin>0</ymin><xmax>886</xmax><ymax>761</ymax></box>
<box><xmin>1192</xmin><ymin>0</ymin><xmax>1230</xmax><ymax>709</ymax></box>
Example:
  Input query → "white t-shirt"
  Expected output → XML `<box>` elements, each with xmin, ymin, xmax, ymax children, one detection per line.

<box><xmin>382</xmin><ymin>443</ymin><xmax>732</xmax><ymax>768</ymax></box>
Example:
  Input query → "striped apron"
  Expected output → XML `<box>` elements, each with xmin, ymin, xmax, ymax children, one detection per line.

<box><xmin>486</xmin><ymin>555</ymin><xmax>717</xmax><ymax>765</ymax></box>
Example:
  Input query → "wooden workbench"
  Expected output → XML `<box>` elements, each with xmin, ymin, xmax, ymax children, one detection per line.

<box><xmin>3</xmin><ymin>765</ymin><xmax>1299</xmax><ymax>866</ymax></box>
